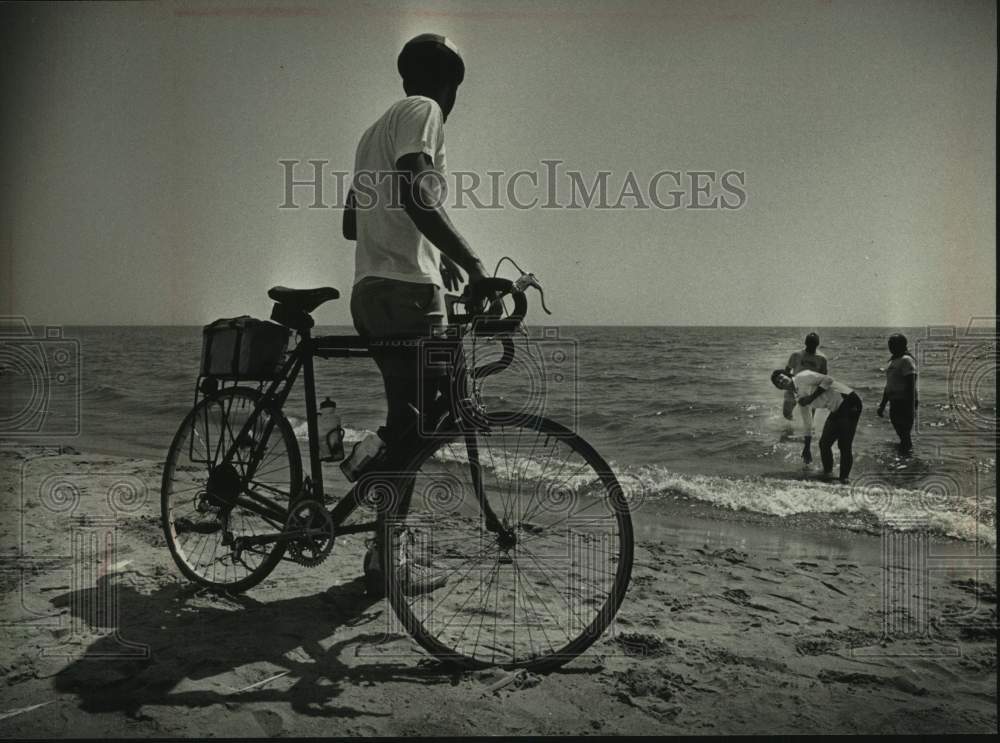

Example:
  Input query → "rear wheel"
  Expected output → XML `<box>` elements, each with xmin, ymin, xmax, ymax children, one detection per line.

<box><xmin>161</xmin><ymin>386</ymin><xmax>301</xmax><ymax>592</ymax></box>
<box><xmin>381</xmin><ymin>412</ymin><xmax>633</xmax><ymax>670</ymax></box>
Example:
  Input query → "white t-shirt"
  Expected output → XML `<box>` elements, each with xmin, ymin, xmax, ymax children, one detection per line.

<box><xmin>352</xmin><ymin>96</ymin><xmax>448</xmax><ymax>286</ymax></box>
<box><xmin>792</xmin><ymin>370</ymin><xmax>855</xmax><ymax>436</ymax></box>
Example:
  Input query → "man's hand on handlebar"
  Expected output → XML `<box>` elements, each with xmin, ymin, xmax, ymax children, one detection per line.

<box><xmin>439</xmin><ymin>253</ymin><xmax>487</xmax><ymax>292</ymax></box>
<box><xmin>440</xmin><ymin>254</ymin><xmax>489</xmax><ymax>294</ymax></box>
<box><xmin>467</xmin><ymin>259</ymin><xmax>490</xmax><ymax>286</ymax></box>
<box><xmin>450</xmin><ymin>257</ymin><xmax>544</xmax><ymax>331</ymax></box>
<box><xmin>461</xmin><ymin>276</ymin><xmax>508</xmax><ymax>309</ymax></box>
<box><xmin>440</xmin><ymin>255</ymin><xmax>463</xmax><ymax>292</ymax></box>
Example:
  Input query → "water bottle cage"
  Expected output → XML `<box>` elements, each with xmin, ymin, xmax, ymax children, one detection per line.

<box><xmin>322</xmin><ymin>427</ymin><xmax>345</xmax><ymax>462</ymax></box>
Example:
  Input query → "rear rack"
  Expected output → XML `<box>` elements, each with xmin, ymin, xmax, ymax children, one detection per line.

<box><xmin>312</xmin><ymin>334</ymin><xmax>372</xmax><ymax>359</ymax></box>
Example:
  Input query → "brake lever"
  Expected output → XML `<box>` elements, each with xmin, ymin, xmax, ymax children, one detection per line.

<box><xmin>512</xmin><ymin>273</ymin><xmax>552</xmax><ymax>315</ymax></box>
<box><xmin>535</xmin><ymin>284</ymin><xmax>552</xmax><ymax>315</ymax></box>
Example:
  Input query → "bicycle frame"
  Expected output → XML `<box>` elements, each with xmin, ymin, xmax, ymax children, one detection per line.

<box><xmin>166</xmin><ymin>277</ymin><xmax>634</xmax><ymax>668</ymax></box>
<box><xmin>201</xmin><ymin>317</ymin><xmax>516</xmax><ymax>550</ymax></box>
<box><xmin>198</xmin><ymin>327</ymin><xmax>372</xmax><ymax>537</ymax></box>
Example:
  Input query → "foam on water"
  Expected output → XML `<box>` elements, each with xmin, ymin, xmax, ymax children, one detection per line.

<box><xmin>432</xmin><ymin>440</ymin><xmax>994</xmax><ymax>546</ymax></box>
<box><xmin>617</xmin><ymin>463</ymin><xmax>995</xmax><ymax>546</ymax></box>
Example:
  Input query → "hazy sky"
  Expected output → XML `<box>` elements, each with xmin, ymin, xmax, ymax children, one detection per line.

<box><xmin>1</xmin><ymin>0</ymin><xmax>995</xmax><ymax>326</ymax></box>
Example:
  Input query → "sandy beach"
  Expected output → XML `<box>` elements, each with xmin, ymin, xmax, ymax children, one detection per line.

<box><xmin>0</xmin><ymin>445</ymin><xmax>995</xmax><ymax>737</ymax></box>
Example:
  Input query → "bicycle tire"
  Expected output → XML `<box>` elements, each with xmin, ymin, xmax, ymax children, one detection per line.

<box><xmin>161</xmin><ymin>386</ymin><xmax>302</xmax><ymax>592</ymax></box>
<box><xmin>379</xmin><ymin>411</ymin><xmax>633</xmax><ymax>670</ymax></box>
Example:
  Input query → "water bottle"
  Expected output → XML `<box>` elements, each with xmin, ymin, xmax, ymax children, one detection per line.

<box><xmin>340</xmin><ymin>432</ymin><xmax>386</xmax><ymax>482</ymax></box>
<box><xmin>318</xmin><ymin>397</ymin><xmax>345</xmax><ymax>462</ymax></box>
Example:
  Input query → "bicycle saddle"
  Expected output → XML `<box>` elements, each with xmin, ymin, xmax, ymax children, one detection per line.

<box><xmin>267</xmin><ymin>286</ymin><xmax>340</xmax><ymax>313</ymax></box>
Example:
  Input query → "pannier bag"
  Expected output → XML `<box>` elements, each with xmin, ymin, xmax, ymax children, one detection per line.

<box><xmin>200</xmin><ymin>316</ymin><xmax>290</xmax><ymax>380</ymax></box>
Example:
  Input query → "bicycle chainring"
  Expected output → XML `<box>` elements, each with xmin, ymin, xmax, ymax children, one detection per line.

<box><xmin>284</xmin><ymin>499</ymin><xmax>335</xmax><ymax>567</ymax></box>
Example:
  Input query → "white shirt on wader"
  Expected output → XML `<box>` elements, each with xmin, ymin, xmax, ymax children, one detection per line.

<box><xmin>792</xmin><ymin>370</ymin><xmax>855</xmax><ymax>436</ymax></box>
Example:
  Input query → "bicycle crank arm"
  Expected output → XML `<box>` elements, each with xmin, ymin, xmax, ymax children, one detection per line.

<box><xmin>335</xmin><ymin>521</ymin><xmax>378</xmax><ymax>536</ymax></box>
<box><xmin>233</xmin><ymin>528</ymin><xmax>327</xmax><ymax>549</ymax></box>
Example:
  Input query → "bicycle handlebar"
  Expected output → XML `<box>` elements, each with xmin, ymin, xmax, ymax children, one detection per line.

<box><xmin>448</xmin><ymin>264</ymin><xmax>551</xmax><ymax>380</ymax></box>
<box><xmin>462</xmin><ymin>278</ymin><xmax>527</xmax><ymax>336</ymax></box>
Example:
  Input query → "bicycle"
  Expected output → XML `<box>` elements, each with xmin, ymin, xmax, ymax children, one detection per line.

<box><xmin>161</xmin><ymin>266</ymin><xmax>633</xmax><ymax>670</ymax></box>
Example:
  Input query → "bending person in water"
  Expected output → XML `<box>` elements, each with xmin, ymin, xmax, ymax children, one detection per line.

<box><xmin>781</xmin><ymin>333</ymin><xmax>829</xmax><ymax>422</ymax></box>
<box><xmin>771</xmin><ymin>369</ymin><xmax>863</xmax><ymax>484</ymax></box>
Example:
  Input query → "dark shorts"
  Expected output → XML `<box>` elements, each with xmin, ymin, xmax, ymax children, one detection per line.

<box><xmin>350</xmin><ymin>276</ymin><xmax>447</xmax><ymax>378</ymax></box>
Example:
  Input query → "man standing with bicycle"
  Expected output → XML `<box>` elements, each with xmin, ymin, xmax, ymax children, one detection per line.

<box><xmin>342</xmin><ymin>34</ymin><xmax>488</xmax><ymax>593</ymax></box>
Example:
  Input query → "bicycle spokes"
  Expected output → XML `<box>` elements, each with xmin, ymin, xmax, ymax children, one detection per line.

<box><xmin>385</xmin><ymin>414</ymin><xmax>632</xmax><ymax>669</ymax></box>
<box><xmin>162</xmin><ymin>387</ymin><xmax>302</xmax><ymax>591</ymax></box>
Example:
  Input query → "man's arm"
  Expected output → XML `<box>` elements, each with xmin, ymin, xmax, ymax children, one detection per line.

<box><xmin>342</xmin><ymin>189</ymin><xmax>357</xmax><ymax>240</ymax></box>
<box><xmin>396</xmin><ymin>152</ymin><xmax>487</xmax><ymax>283</ymax></box>
<box><xmin>905</xmin><ymin>372</ymin><xmax>918</xmax><ymax>409</ymax></box>
<box><xmin>798</xmin><ymin>402</ymin><xmax>814</xmax><ymax>463</ymax></box>
<box><xmin>799</xmin><ymin>388</ymin><xmax>825</xmax><ymax>406</ymax></box>
<box><xmin>878</xmin><ymin>381</ymin><xmax>889</xmax><ymax>417</ymax></box>
<box><xmin>784</xmin><ymin>352</ymin><xmax>798</xmax><ymax>375</ymax></box>
<box><xmin>902</xmin><ymin>356</ymin><xmax>918</xmax><ymax>409</ymax></box>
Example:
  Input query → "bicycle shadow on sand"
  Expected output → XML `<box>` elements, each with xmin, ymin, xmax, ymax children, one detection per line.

<box><xmin>48</xmin><ymin>574</ymin><xmax>455</xmax><ymax>720</ymax></box>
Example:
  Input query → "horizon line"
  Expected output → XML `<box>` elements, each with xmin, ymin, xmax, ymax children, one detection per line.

<box><xmin>21</xmin><ymin>320</ymin><xmax>998</xmax><ymax>330</ymax></box>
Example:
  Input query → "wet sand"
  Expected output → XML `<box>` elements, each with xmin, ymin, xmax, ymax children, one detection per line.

<box><xmin>0</xmin><ymin>446</ymin><xmax>995</xmax><ymax>736</ymax></box>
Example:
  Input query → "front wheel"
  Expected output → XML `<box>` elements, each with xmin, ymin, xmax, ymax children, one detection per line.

<box><xmin>161</xmin><ymin>386</ymin><xmax>302</xmax><ymax>592</ymax></box>
<box><xmin>380</xmin><ymin>412</ymin><xmax>633</xmax><ymax>670</ymax></box>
